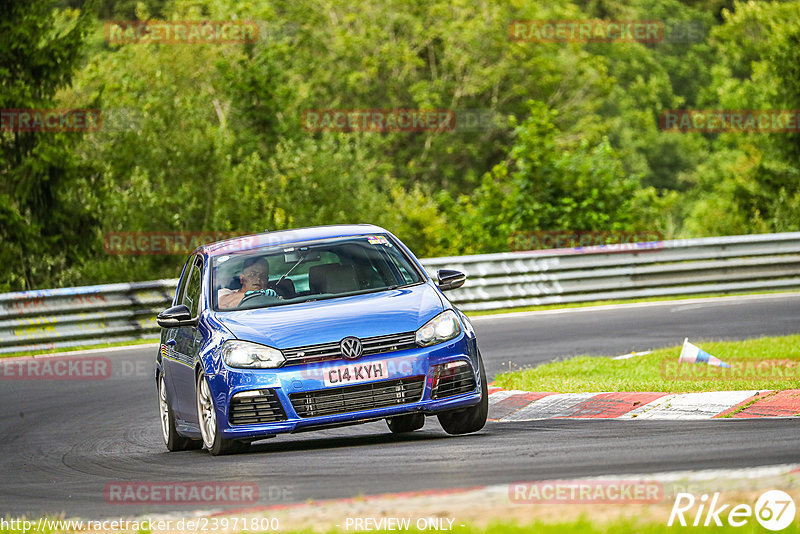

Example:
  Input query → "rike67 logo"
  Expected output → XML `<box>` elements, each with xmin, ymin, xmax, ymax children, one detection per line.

<box><xmin>669</xmin><ymin>490</ymin><xmax>796</xmax><ymax>531</ymax></box>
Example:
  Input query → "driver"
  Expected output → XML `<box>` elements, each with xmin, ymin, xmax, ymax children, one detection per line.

<box><xmin>218</xmin><ymin>257</ymin><xmax>280</xmax><ymax>309</ymax></box>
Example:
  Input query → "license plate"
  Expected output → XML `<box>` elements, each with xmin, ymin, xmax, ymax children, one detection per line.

<box><xmin>323</xmin><ymin>361</ymin><xmax>389</xmax><ymax>387</ymax></box>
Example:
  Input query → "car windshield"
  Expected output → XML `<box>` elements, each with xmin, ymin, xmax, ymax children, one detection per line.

<box><xmin>212</xmin><ymin>234</ymin><xmax>423</xmax><ymax>311</ymax></box>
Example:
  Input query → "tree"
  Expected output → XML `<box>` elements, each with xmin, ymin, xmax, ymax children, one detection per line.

<box><xmin>682</xmin><ymin>0</ymin><xmax>800</xmax><ymax>235</ymax></box>
<box><xmin>0</xmin><ymin>0</ymin><xmax>97</xmax><ymax>291</ymax></box>
<box><xmin>451</xmin><ymin>100</ymin><xmax>656</xmax><ymax>252</ymax></box>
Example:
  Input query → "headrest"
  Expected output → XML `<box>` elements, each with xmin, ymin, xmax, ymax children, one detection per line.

<box><xmin>308</xmin><ymin>264</ymin><xmax>358</xmax><ymax>294</ymax></box>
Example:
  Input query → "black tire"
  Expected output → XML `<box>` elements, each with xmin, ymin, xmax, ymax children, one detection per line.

<box><xmin>196</xmin><ymin>371</ymin><xmax>250</xmax><ymax>456</ymax></box>
<box><xmin>387</xmin><ymin>413</ymin><xmax>425</xmax><ymax>433</ymax></box>
<box><xmin>158</xmin><ymin>374</ymin><xmax>202</xmax><ymax>452</ymax></box>
<box><xmin>437</xmin><ymin>353</ymin><xmax>488</xmax><ymax>435</ymax></box>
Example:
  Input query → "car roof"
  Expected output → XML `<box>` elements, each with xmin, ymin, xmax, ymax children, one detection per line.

<box><xmin>199</xmin><ymin>224</ymin><xmax>390</xmax><ymax>257</ymax></box>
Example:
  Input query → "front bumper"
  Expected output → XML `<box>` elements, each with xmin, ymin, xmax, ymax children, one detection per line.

<box><xmin>207</xmin><ymin>333</ymin><xmax>482</xmax><ymax>439</ymax></box>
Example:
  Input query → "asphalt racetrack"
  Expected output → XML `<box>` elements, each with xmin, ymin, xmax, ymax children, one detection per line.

<box><xmin>1</xmin><ymin>293</ymin><xmax>798</xmax><ymax>518</ymax></box>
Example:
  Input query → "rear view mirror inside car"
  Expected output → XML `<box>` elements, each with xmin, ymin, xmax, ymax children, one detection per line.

<box><xmin>284</xmin><ymin>249</ymin><xmax>321</xmax><ymax>263</ymax></box>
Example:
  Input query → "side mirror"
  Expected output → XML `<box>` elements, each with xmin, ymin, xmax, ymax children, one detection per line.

<box><xmin>156</xmin><ymin>304</ymin><xmax>196</xmax><ymax>328</ymax></box>
<box><xmin>436</xmin><ymin>269</ymin><xmax>466</xmax><ymax>291</ymax></box>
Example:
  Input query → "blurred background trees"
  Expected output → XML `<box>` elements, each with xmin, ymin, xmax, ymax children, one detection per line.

<box><xmin>4</xmin><ymin>0</ymin><xmax>800</xmax><ymax>289</ymax></box>
<box><xmin>0</xmin><ymin>0</ymin><xmax>98</xmax><ymax>291</ymax></box>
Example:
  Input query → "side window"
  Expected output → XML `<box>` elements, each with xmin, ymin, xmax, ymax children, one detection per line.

<box><xmin>395</xmin><ymin>263</ymin><xmax>414</xmax><ymax>284</ymax></box>
<box><xmin>182</xmin><ymin>259</ymin><xmax>203</xmax><ymax>318</ymax></box>
<box><xmin>175</xmin><ymin>256</ymin><xmax>194</xmax><ymax>305</ymax></box>
<box><xmin>372</xmin><ymin>246</ymin><xmax>413</xmax><ymax>285</ymax></box>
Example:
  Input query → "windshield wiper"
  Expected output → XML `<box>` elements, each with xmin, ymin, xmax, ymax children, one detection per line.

<box><xmin>275</xmin><ymin>249</ymin><xmax>309</xmax><ymax>287</ymax></box>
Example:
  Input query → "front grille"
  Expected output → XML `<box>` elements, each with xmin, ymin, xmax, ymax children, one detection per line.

<box><xmin>229</xmin><ymin>389</ymin><xmax>288</xmax><ymax>425</ymax></box>
<box><xmin>431</xmin><ymin>361</ymin><xmax>477</xmax><ymax>399</ymax></box>
<box><xmin>289</xmin><ymin>376</ymin><xmax>425</xmax><ymax>418</ymax></box>
<box><xmin>282</xmin><ymin>332</ymin><xmax>417</xmax><ymax>366</ymax></box>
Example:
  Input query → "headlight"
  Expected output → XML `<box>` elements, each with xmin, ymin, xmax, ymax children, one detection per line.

<box><xmin>221</xmin><ymin>340</ymin><xmax>285</xmax><ymax>369</ymax></box>
<box><xmin>416</xmin><ymin>310</ymin><xmax>462</xmax><ymax>347</ymax></box>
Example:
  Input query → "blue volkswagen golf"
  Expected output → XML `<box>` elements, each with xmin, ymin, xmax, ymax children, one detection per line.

<box><xmin>155</xmin><ymin>224</ymin><xmax>487</xmax><ymax>455</ymax></box>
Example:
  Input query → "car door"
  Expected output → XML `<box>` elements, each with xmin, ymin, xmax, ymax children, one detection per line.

<box><xmin>170</xmin><ymin>256</ymin><xmax>205</xmax><ymax>422</ymax></box>
<box><xmin>161</xmin><ymin>256</ymin><xmax>193</xmax><ymax>421</ymax></box>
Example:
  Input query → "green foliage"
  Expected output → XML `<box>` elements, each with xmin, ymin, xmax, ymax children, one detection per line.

<box><xmin>681</xmin><ymin>0</ymin><xmax>800</xmax><ymax>236</ymax></box>
<box><xmin>0</xmin><ymin>0</ymin><xmax>97</xmax><ymax>291</ymax></box>
<box><xmin>6</xmin><ymin>0</ymin><xmax>800</xmax><ymax>289</ymax></box>
<box><xmin>450</xmin><ymin>101</ymin><xmax>646</xmax><ymax>252</ymax></box>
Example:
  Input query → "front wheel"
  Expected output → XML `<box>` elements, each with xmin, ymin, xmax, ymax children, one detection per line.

<box><xmin>387</xmin><ymin>413</ymin><xmax>425</xmax><ymax>433</ymax></box>
<box><xmin>437</xmin><ymin>353</ymin><xmax>488</xmax><ymax>435</ymax></box>
<box><xmin>196</xmin><ymin>371</ymin><xmax>250</xmax><ymax>456</ymax></box>
<box><xmin>158</xmin><ymin>374</ymin><xmax>201</xmax><ymax>452</ymax></box>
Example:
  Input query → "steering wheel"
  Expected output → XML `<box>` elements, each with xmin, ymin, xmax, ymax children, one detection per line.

<box><xmin>237</xmin><ymin>289</ymin><xmax>281</xmax><ymax>307</ymax></box>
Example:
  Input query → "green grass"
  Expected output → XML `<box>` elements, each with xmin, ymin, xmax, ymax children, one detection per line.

<box><xmin>424</xmin><ymin>519</ymin><xmax>800</xmax><ymax>534</ymax></box>
<box><xmin>494</xmin><ymin>334</ymin><xmax>800</xmax><ymax>393</ymax></box>
<box><xmin>465</xmin><ymin>289</ymin><xmax>799</xmax><ymax>317</ymax></box>
<box><xmin>0</xmin><ymin>337</ymin><xmax>158</xmax><ymax>359</ymax></box>
<box><xmin>4</xmin><ymin>517</ymin><xmax>798</xmax><ymax>534</ymax></box>
<box><xmin>292</xmin><ymin>519</ymin><xmax>796</xmax><ymax>534</ymax></box>
<box><xmin>717</xmin><ymin>390</ymin><xmax>780</xmax><ymax>418</ymax></box>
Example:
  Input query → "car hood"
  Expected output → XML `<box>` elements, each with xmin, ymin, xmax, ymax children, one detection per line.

<box><xmin>213</xmin><ymin>283</ymin><xmax>445</xmax><ymax>349</ymax></box>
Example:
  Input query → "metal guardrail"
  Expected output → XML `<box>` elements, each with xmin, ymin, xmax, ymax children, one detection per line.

<box><xmin>2</xmin><ymin>232</ymin><xmax>799</xmax><ymax>354</ymax></box>
<box><xmin>0</xmin><ymin>280</ymin><xmax>177</xmax><ymax>354</ymax></box>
